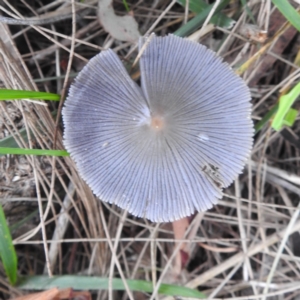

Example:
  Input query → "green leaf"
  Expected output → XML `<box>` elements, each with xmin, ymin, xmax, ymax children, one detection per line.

<box><xmin>0</xmin><ymin>147</ymin><xmax>69</xmax><ymax>156</ymax></box>
<box><xmin>0</xmin><ymin>89</ymin><xmax>60</xmax><ymax>101</ymax></box>
<box><xmin>0</xmin><ymin>205</ymin><xmax>18</xmax><ymax>285</ymax></box>
<box><xmin>174</xmin><ymin>0</ymin><xmax>233</xmax><ymax>37</ymax></box>
<box><xmin>272</xmin><ymin>0</ymin><xmax>300</xmax><ymax>32</ymax></box>
<box><xmin>271</xmin><ymin>82</ymin><xmax>300</xmax><ymax>131</ymax></box>
<box><xmin>18</xmin><ymin>275</ymin><xmax>206</xmax><ymax>298</ymax></box>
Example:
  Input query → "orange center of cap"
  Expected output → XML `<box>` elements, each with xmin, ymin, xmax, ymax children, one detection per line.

<box><xmin>150</xmin><ymin>116</ymin><xmax>164</xmax><ymax>131</ymax></box>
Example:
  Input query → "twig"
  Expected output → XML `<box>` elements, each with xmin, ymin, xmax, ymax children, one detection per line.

<box><xmin>197</xmin><ymin>0</ymin><xmax>221</xmax><ymax>38</ymax></box>
<box><xmin>0</xmin><ymin>13</ymin><xmax>73</xmax><ymax>25</ymax></box>
<box><xmin>45</xmin><ymin>182</ymin><xmax>75</xmax><ymax>274</ymax></box>
<box><xmin>262</xmin><ymin>201</ymin><xmax>300</xmax><ymax>298</ymax></box>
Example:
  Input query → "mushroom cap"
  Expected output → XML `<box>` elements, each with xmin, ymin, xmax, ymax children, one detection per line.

<box><xmin>62</xmin><ymin>34</ymin><xmax>253</xmax><ymax>222</ymax></box>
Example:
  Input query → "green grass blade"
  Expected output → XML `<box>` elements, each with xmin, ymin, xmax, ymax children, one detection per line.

<box><xmin>33</xmin><ymin>73</ymin><xmax>77</xmax><ymax>83</ymax></box>
<box><xmin>0</xmin><ymin>89</ymin><xmax>60</xmax><ymax>101</ymax></box>
<box><xmin>17</xmin><ymin>275</ymin><xmax>206</xmax><ymax>298</ymax></box>
<box><xmin>283</xmin><ymin>108</ymin><xmax>298</xmax><ymax>127</ymax></box>
<box><xmin>240</xmin><ymin>0</ymin><xmax>256</xmax><ymax>23</ymax></box>
<box><xmin>255</xmin><ymin>104</ymin><xmax>278</xmax><ymax>133</ymax></box>
<box><xmin>174</xmin><ymin>0</ymin><xmax>232</xmax><ymax>37</ymax></box>
<box><xmin>176</xmin><ymin>0</ymin><xmax>234</xmax><ymax>37</ymax></box>
<box><xmin>174</xmin><ymin>4</ymin><xmax>213</xmax><ymax>37</ymax></box>
<box><xmin>10</xmin><ymin>207</ymin><xmax>41</xmax><ymax>232</ymax></box>
<box><xmin>122</xmin><ymin>0</ymin><xmax>130</xmax><ymax>12</ymax></box>
<box><xmin>0</xmin><ymin>128</ymin><xmax>28</xmax><ymax>148</ymax></box>
<box><xmin>0</xmin><ymin>110</ymin><xmax>58</xmax><ymax>157</ymax></box>
<box><xmin>0</xmin><ymin>205</ymin><xmax>18</xmax><ymax>285</ymax></box>
<box><xmin>0</xmin><ymin>147</ymin><xmax>69</xmax><ymax>156</ymax></box>
<box><xmin>177</xmin><ymin>0</ymin><xmax>211</xmax><ymax>13</ymax></box>
<box><xmin>272</xmin><ymin>0</ymin><xmax>300</xmax><ymax>32</ymax></box>
<box><xmin>272</xmin><ymin>82</ymin><xmax>300</xmax><ymax>131</ymax></box>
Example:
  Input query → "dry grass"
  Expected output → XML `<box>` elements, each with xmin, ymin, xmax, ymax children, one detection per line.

<box><xmin>0</xmin><ymin>0</ymin><xmax>300</xmax><ymax>299</ymax></box>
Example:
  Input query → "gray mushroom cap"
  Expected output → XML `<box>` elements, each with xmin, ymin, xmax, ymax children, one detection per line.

<box><xmin>62</xmin><ymin>34</ymin><xmax>253</xmax><ymax>222</ymax></box>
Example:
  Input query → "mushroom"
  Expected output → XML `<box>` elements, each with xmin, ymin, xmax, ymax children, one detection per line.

<box><xmin>62</xmin><ymin>34</ymin><xmax>253</xmax><ymax>222</ymax></box>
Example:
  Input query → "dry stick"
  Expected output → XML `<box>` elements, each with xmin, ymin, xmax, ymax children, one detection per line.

<box><xmin>247</xmin><ymin>160</ymin><xmax>253</xmax><ymax>249</ymax></box>
<box><xmin>0</xmin><ymin>44</ymin><xmax>34</xmax><ymax>91</ymax></box>
<box><xmin>14</xmin><ymin>236</ymin><xmax>245</xmax><ymax>245</ymax></box>
<box><xmin>198</xmin><ymin>242</ymin><xmax>238</xmax><ymax>253</ymax></box>
<box><xmin>124</xmin><ymin>0</ymin><xmax>177</xmax><ymax>61</ymax></box>
<box><xmin>25</xmin><ymin>22</ymin><xmax>87</xmax><ymax>62</ymax></box>
<box><xmin>265</xmin><ymin>0</ymin><xmax>271</xmax><ymax>31</ymax></box>
<box><xmin>235</xmin><ymin>179</ymin><xmax>253</xmax><ymax>282</ymax></box>
<box><xmin>205</xmin><ymin>283</ymin><xmax>300</xmax><ymax>300</ymax></box>
<box><xmin>43</xmin><ymin>23</ymin><xmax>63</xmax><ymax>274</ymax></box>
<box><xmin>184</xmin><ymin>219</ymin><xmax>300</xmax><ymax>289</ymax></box>
<box><xmin>145</xmin><ymin>0</ymin><xmax>177</xmax><ymax>36</ymax></box>
<box><xmin>0</xmin><ymin>0</ymin><xmax>74</xmax><ymax>25</ymax></box>
<box><xmin>22</xmin><ymin>117</ymin><xmax>60</xmax><ymax>275</ymax></box>
<box><xmin>35</xmin><ymin>0</ymin><xmax>67</xmax><ymax>13</ymax></box>
<box><xmin>99</xmin><ymin>208</ymin><xmax>134</xmax><ymax>300</ymax></box>
<box><xmin>23</xmin><ymin>32</ymin><xmax>50</xmax><ymax>94</ymax></box>
<box><xmin>277</xmin><ymin>187</ymin><xmax>295</xmax><ymax>218</ymax></box>
<box><xmin>131</xmin><ymin>33</ymin><xmax>155</xmax><ymax>69</ymax></box>
<box><xmin>149</xmin><ymin>215</ymin><xmax>201</xmax><ymax>300</ymax></box>
<box><xmin>266</xmin><ymin>173</ymin><xmax>300</xmax><ymax>198</ymax></box>
<box><xmin>236</xmin><ymin>17</ymin><xmax>296</xmax><ymax>78</ymax></box>
<box><xmin>52</xmin><ymin>24</ymin><xmax>62</xmax><ymax>93</ymax></box>
<box><xmin>255</xmin><ymin>128</ymin><xmax>271</xmax><ymax>277</ymax></box>
<box><xmin>20</xmin><ymin>0</ymin><xmax>36</xmax><ymax>15</ymax></box>
<box><xmin>37</xmin><ymin>24</ymin><xmax>103</xmax><ymax>51</ymax></box>
<box><xmin>150</xmin><ymin>223</ymin><xmax>160</xmax><ymax>300</ymax></box>
<box><xmin>52</xmin><ymin>0</ymin><xmax>76</xmax><ymax>154</ymax></box>
<box><xmin>45</xmin><ymin>182</ymin><xmax>75</xmax><ymax>274</ymax></box>
<box><xmin>184</xmin><ymin>0</ymin><xmax>189</xmax><ymax>24</ymax></box>
<box><xmin>262</xmin><ymin>200</ymin><xmax>300</xmax><ymax>299</ymax></box>
<box><xmin>27</xmin><ymin>21</ymin><xmax>97</xmax><ymax>62</ymax></box>
<box><xmin>108</xmin><ymin>211</ymin><xmax>133</xmax><ymax>300</ymax></box>
<box><xmin>22</xmin><ymin>109</ymin><xmax>53</xmax><ymax>276</ymax></box>
<box><xmin>115</xmin><ymin>229</ymin><xmax>148</xmax><ymax>263</ymax></box>
<box><xmin>0</xmin><ymin>0</ymin><xmax>92</xmax><ymax>25</ymax></box>
<box><xmin>2</xmin><ymin>0</ymin><xmax>89</xmax><ymax>61</ymax></box>
<box><xmin>208</xmin><ymin>261</ymin><xmax>243</xmax><ymax>299</ymax></box>
<box><xmin>12</xmin><ymin>160</ymin><xmax>76</xmax><ymax>244</ymax></box>
<box><xmin>0</xmin><ymin>56</ymin><xmax>57</xmax><ymax>251</ymax></box>
<box><xmin>251</xmin><ymin>160</ymin><xmax>300</xmax><ymax>186</ymax></box>
<box><xmin>16</xmin><ymin>115</ymin><xmax>91</xmax><ymax>245</ymax></box>
<box><xmin>0</xmin><ymin>101</ymin><xmax>28</xmax><ymax>149</ymax></box>
<box><xmin>216</xmin><ymin>12</ymin><xmax>247</xmax><ymax>57</ymax></box>
<box><xmin>267</xmin><ymin>50</ymin><xmax>300</xmax><ymax>71</ymax></box>
<box><xmin>1</xmin><ymin>0</ymin><xmax>23</xmax><ymax>18</ymax></box>
<box><xmin>88</xmin><ymin>243</ymin><xmax>99</xmax><ymax>275</ymax></box>
<box><xmin>197</xmin><ymin>0</ymin><xmax>221</xmax><ymax>38</ymax></box>
<box><xmin>0</xmin><ymin>9</ymin><xmax>88</xmax><ymax>260</ymax></box>
<box><xmin>138</xmin><ymin>0</ymin><xmax>159</xmax><ymax>33</ymax></box>
<box><xmin>49</xmin><ymin>0</ymin><xmax>76</xmax><ymax>276</ymax></box>
<box><xmin>149</xmin><ymin>241</ymin><xmax>185</xmax><ymax>300</ymax></box>
<box><xmin>257</xmin><ymin>0</ymin><xmax>271</xmax><ymax>31</ymax></box>
<box><xmin>131</xmin><ymin>231</ymin><xmax>151</xmax><ymax>278</ymax></box>
<box><xmin>0</xmin><ymin>12</ymin><xmax>73</xmax><ymax>25</ymax></box>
